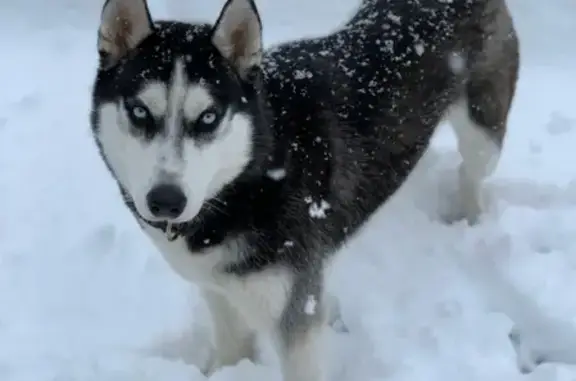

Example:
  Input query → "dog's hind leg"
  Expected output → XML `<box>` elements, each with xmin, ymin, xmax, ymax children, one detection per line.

<box><xmin>447</xmin><ymin>15</ymin><xmax>519</xmax><ymax>224</ymax></box>
<box><xmin>447</xmin><ymin>95</ymin><xmax>504</xmax><ymax>224</ymax></box>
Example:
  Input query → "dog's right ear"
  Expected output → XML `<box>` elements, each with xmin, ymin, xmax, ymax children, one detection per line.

<box><xmin>97</xmin><ymin>0</ymin><xmax>154</xmax><ymax>69</ymax></box>
<box><xmin>211</xmin><ymin>0</ymin><xmax>262</xmax><ymax>81</ymax></box>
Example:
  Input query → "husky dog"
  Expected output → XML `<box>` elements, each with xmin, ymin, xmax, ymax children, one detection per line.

<box><xmin>90</xmin><ymin>0</ymin><xmax>519</xmax><ymax>379</ymax></box>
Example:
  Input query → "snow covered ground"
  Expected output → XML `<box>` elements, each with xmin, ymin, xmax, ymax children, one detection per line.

<box><xmin>1</xmin><ymin>0</ymin><xmax>576</xmax><ymax>380</ymax></box>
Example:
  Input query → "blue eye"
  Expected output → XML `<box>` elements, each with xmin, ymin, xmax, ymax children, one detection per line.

<box><xmin>130</xmin><ymin>105</ymin><xmax>149</xmax><ymax>120</ymax></box>
<box><xmin>123</xmin><ymin>98</ymin><xmax>158</xmax><ymax>138</ymax></box>
<box><xmin>201</xmin><ymin>111</ymin><xmax>217</xmax><ymax>125</ymax></box>
<box><xmin>192</xmin><ymin>107</ymin><xmax>223</xmax><ymax>136</ymax></box>
<box><xmin>125</xmin><ymin>100</ymin><xmax>152</xmax><ymax>125</ymax></box>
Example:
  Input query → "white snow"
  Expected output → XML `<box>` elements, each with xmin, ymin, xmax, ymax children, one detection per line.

<box><xmin>2</xmin><ymin>0</ymin><xmax>576</xmax><ymax>380</ymax></box>
<box><xmin>309</xmin><ymin>200</ymin><xmax>331</xmax><ymax>219</ymax></box>
<box><xmin>266</xmin><ymin>168</ymin><xmax>286</xmax><ymax>180</ymax></box>
<box><xmin>305</xmin><ymin>295</ymin><xmax>318</xmax><ymax>316</ymax></box>
<box><xmin>414</xmin><ymin>43</ymin><xmax>425</xmax><ymax>57</ymax></box>
<box><xmin>447</xmin><ymin>52</ymin><xmax>465</xmax><ymax>74</ymax></box>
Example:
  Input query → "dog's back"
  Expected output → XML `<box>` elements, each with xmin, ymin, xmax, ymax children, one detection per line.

<box><xmin>262</xmin><ymin>0</ymin><xmax>519</xmax><ymax>227</ymax></box>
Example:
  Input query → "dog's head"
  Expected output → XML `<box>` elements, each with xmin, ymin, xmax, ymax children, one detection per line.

<box><xmin>91</xmin><ymin>0</ymin><xmax>269</xmax><ymax>224</ymax></box>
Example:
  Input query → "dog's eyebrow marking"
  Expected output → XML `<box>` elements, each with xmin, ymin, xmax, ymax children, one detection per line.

<box><xmin>183</xmin><ymin>84</ymin><xmax>216</xmax><ymax>121</ymax></box>
<box><xmin>136</xmin><ymin>81</ymin><xmax>168</xmax><ymax>118</ymax></box>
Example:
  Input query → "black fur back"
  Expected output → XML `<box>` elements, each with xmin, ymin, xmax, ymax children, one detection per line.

<box><xmin>183</xmin><ymin>0</ymin><xmax>489</xmax><ymax>274</ymax></box>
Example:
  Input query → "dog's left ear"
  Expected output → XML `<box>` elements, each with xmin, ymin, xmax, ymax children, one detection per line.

<box><xmin>211</xmin><ymin>0</ymin><xmax>263</xmax><ymax>80</ymax></box>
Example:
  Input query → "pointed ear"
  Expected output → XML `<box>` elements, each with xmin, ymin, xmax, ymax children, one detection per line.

<box><xmin>211</xmin><ymin>0</ymin><xmax>263</xmax><ymax>80</ymax></box>
<box><xmin>97</xmin><ymin>0</ymin><xmax>154</xmax><ymax>69</ymax></box>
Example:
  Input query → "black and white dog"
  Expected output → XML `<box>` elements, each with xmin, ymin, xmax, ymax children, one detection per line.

<box><xmin>90</xmin><ymin>0</ymin><xmax>519</xmax><ymax>379</ymax></box>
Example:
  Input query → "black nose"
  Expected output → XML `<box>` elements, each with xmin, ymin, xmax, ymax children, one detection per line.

<box><xmin>146</xmin><ymin>184</ymin><xmax>187</xmax><ymax>219</ymax></box>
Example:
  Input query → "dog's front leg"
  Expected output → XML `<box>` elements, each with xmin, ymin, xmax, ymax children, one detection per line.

<box><xmin>277</xmin><ymin>324</ymin><xmax>325</xmax><ymax>381</ymax></box>
<box><xmin>274</xmin><ymin>275</ymin><xmax>327</xmax><ymax>381</ymax></box>
<box><xmin>202</xmin><ymin>288</ymin><xmax>256</xmax><ymax>375</ymax></box>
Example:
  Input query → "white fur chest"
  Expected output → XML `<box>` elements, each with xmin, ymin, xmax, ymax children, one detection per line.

<box><xmin>142</xmin><ymin>224</ymin><xmax>231</xmax><ymax>285</ymax></box>
<box><xmin>142</xmin><ymin>225</ymin><xmax>293</xmax><ymax>330</ymax></box>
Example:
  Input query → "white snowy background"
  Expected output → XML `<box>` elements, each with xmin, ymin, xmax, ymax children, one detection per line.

<box><xmin>1</xmin><ymin>0</ymin><xmax>576</xmax><ymax>380</ymax></box>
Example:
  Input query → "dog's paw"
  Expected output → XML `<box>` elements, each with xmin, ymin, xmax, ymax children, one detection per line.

<box><xmin>200</xmin><ymin>350</ymin><xmax>218</xmax><ymax>377</ymax></box>
<box><xmin>325</xmin><ymin>293</ymin><xmax>349</xmax><ymax>333</ymax></box>
<box><xmin>439</xmin><ymin>190</ymin><xmax>486</xmax><ymax>226</ymax></box>
<box><xmin>147</xmin><ymin>322</ymin><xmax>215</xmax><ymax>372</ymax></box>
<box><xmin>439</xmin><ymin>206</ymin><xmax>481</xmax><ymax>226</ymax></box>
<box><xmin>201</xmin><ymin>350</ymin><xmax>261</xmax><ymax>377</ymax></box>
<box><xmin>439</xmin><ymin>175</ymin><xmax>496</xmax><ymax>226</ymax></box>
<box><xmin>508</xmin><ymin>328</ymin><xmax>546</xmax><ymax>374</ymax></box>
<box><xmin>329</xmin><ymin>317</ymin><xmax>349</xmax><ymax>333</ymax></box>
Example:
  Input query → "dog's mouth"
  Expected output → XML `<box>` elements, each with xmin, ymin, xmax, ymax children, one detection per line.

<box><xmin>137</xmin><ymin>215</ymin><xmax>192</xmax><ymax>242</ymax></box>
<box><xmin>155</xmin><ymin>220</ymin><xmax>195</xmax><ymax>241</ymax></box>
<box><xmin>164</xmin><ymin>221</ymin><xmax>186</xmax><ymax>241</ymax></box>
